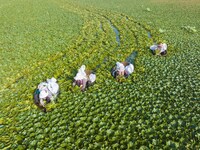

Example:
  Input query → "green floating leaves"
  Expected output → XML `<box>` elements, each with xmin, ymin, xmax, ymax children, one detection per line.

<box><xmin>159</xmin><ymin>28</ymin><xmax>166</xmax><ymax>33</ymax></box>
<box><xmin>181</xmin><ymin>26</ymin><xmax>197</xmax><ymax>33</ymax></box>
<box><xmin>146</xmin><ymin>8</ymin><xmax>151</xmax><ymax>12</ymax></box>
<box><xmin>1</xmin><ymin>0</ymin><xmax>199</xmax><ymax>150</ymax></box>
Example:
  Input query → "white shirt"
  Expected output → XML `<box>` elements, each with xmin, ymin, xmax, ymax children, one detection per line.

<box><xmin>159</xmin><ymin>43</ymin><xmax>167</xmax><ymax>53</ymax></box>
<box><xmin>150</xmin><ymin>43</ymin><xmax>167</xmax><ymax>53</ymax></box>
<box><xmin>74</xmin><ymin>65</ymin><xmax>87</xmax><ymax>80</ymax></box>
<box><xmin>38</xmin><ymin>78</ymin><xmax>59</xmax><ymax>106</ymax></box>
<box><xmin>116</xmin><ymin>62</ymin><xmax>125</xmax><ymax>71</ymax></box>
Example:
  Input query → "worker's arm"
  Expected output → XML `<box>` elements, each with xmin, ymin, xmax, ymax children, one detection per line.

<box><xmin>40</xmin><ymin>98</ymin><xmax>45</xmax><ymax>107</ymax></box>
<box><xmin>80</xmin><ymin>79</ymin><xmax>87</xmax><ymax>91</ymax></box>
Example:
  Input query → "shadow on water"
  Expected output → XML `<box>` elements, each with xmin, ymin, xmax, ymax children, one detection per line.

<box><xmin>125</xmin><ymin>51</ymin><xmax>138</xmax><ymax>64</ymax></box>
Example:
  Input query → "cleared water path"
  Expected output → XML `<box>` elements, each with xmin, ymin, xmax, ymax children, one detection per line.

<box><xmin>125</xmin><ymin>51</ymin><xmax>138</xmax><ymax>64</ymax></box>
<box><xmin>147</xmin><ymin>32</ymin><xmax>152</xmax><ymax>38</ymax></box>
<box><xmin>108</xmin><ymin>20</ymin><xmax>120</xmax><ymax>46</ymax></box>
<box><xmin>94</xmin><ymin>20</ymin><xmax>121</xmax><ymax>71</ymax></box>
<box><xmin>100</xmin><ymin>23</ymin><xmax>103</xmax><ymax>31</ymax></box>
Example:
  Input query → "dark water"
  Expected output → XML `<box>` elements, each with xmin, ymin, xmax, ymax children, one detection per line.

<box><xmin>147</xmin><ymin>32</ymin><xmax>152</xmax><ymax>38</ymax></box>
<box><xmin>125</xmin><ymin>51</ymin><xmax>138</xmax><ymax>64</ymax></box>
<box><xmin>100</xmin><ymin>23</ymin><xmax>103</xmax><ymax>31</ymax></box>
<box><xmin>94</xmin><ymin>20</ymin><xmax>121</xmax><ymax>71</ymax></box>
<box><xmin>108</xmin><ymin>20</ymin><xmax>120</xmax><ymax>46</ymax></box>
<box><xmin>99</xmin><ymin>20</ymin><xmax>120</xmax><ymax>45</ymax></box>
<box><xmin>113</xmin><ymin>27</ymin><xmax>120</xmax><ymax>45</ymax></box>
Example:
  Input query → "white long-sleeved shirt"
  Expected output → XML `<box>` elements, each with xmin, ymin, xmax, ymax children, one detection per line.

<box><xmin>150</xmin><ymin>43</ymin><xmax>167</xmax><ymax>53</ymax></box>
<box><xmin>159</xmin><ymin>43</ymin><xmax>167</xmax><ymax>53</ymax></box>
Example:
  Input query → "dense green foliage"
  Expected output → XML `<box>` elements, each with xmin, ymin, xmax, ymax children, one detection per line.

<box><xmin>0</xmin><ymin>0</ymin><xmax>83</xmax><ymax>87</ymax></box>
<box><xmin>0</xmin><ymin>0</ymin><xmax>199</xmax><ymax>149</ymax></box>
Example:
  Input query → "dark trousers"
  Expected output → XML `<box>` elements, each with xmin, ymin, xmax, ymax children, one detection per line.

<box><xmin>160</xmin><ymin>50</ymin><xmax>167</xmax><ymax>56</ymax></box>
<box><xmin>151</xmin><ymin>50</ymin><xmax>167</xmax><ymax>56</ymax></box>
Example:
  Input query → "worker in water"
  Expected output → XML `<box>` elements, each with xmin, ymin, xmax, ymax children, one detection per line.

<box><xmin>33</xmin><ymin>77</ymin><xmax>59</xmax><ymax>112</ymax></box>
<box><xmin>73</xmin><ymin>65</ymin><xmax>96</xmax><ymax>91</ymax></box>
<box><xmin>111</xmin><ymin>61</ymin><xmax>134</xmax><ymax>78</ymax></box>
<box><xmin>150</xmin><ymin>42</ymin><xmax>167</xmax><ymax>56</ymax></box>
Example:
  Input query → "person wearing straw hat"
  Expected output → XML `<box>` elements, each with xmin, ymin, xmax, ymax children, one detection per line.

<box><xmin>33</xmin><ymin>77</ymin><xmax>59</xmax><ymax>112</ymax></box>
<box><xmin>150</xmin><ymin>42</ymin><xmax>167</xmax><ymax>56</ymax></box>
<box><xmin>73</xmin><ymin>65</ymin><xmax>96</xmax><ymax>91</ymax></box>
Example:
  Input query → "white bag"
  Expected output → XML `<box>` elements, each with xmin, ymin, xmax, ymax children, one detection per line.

<box><xmin>74</xmin><ymin>65</ymin><xmax>87</xmax><ymax>80</ymax></box>
<box><xmin>89</xmin><ymin>74</ymin><xmax>96</xmax><ymax>83</ymax></box>
<box><xmin>46</xmin><ymin>78</ymin><xmax>59</xmax><ymax>95</ymax></box>
<box><xmin>125</xmin><ymin>64</ymin><xmax>134</xmax><ymax>75</ymax></box>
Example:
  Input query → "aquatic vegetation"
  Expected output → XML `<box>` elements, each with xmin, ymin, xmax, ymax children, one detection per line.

<box><xmin>0</xmin><ymin>0</ymin><xmax>199</xmax><ymax>149</ymax></box>
<box><xmin>181</xmin><ymin>26</ymin><xmax>197</xmax><ymax>33</ymax></box>
<box><xmin>146</xmin><ymin>8</ymin><xmax>151</xmax><ymax>12</ymax></box>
